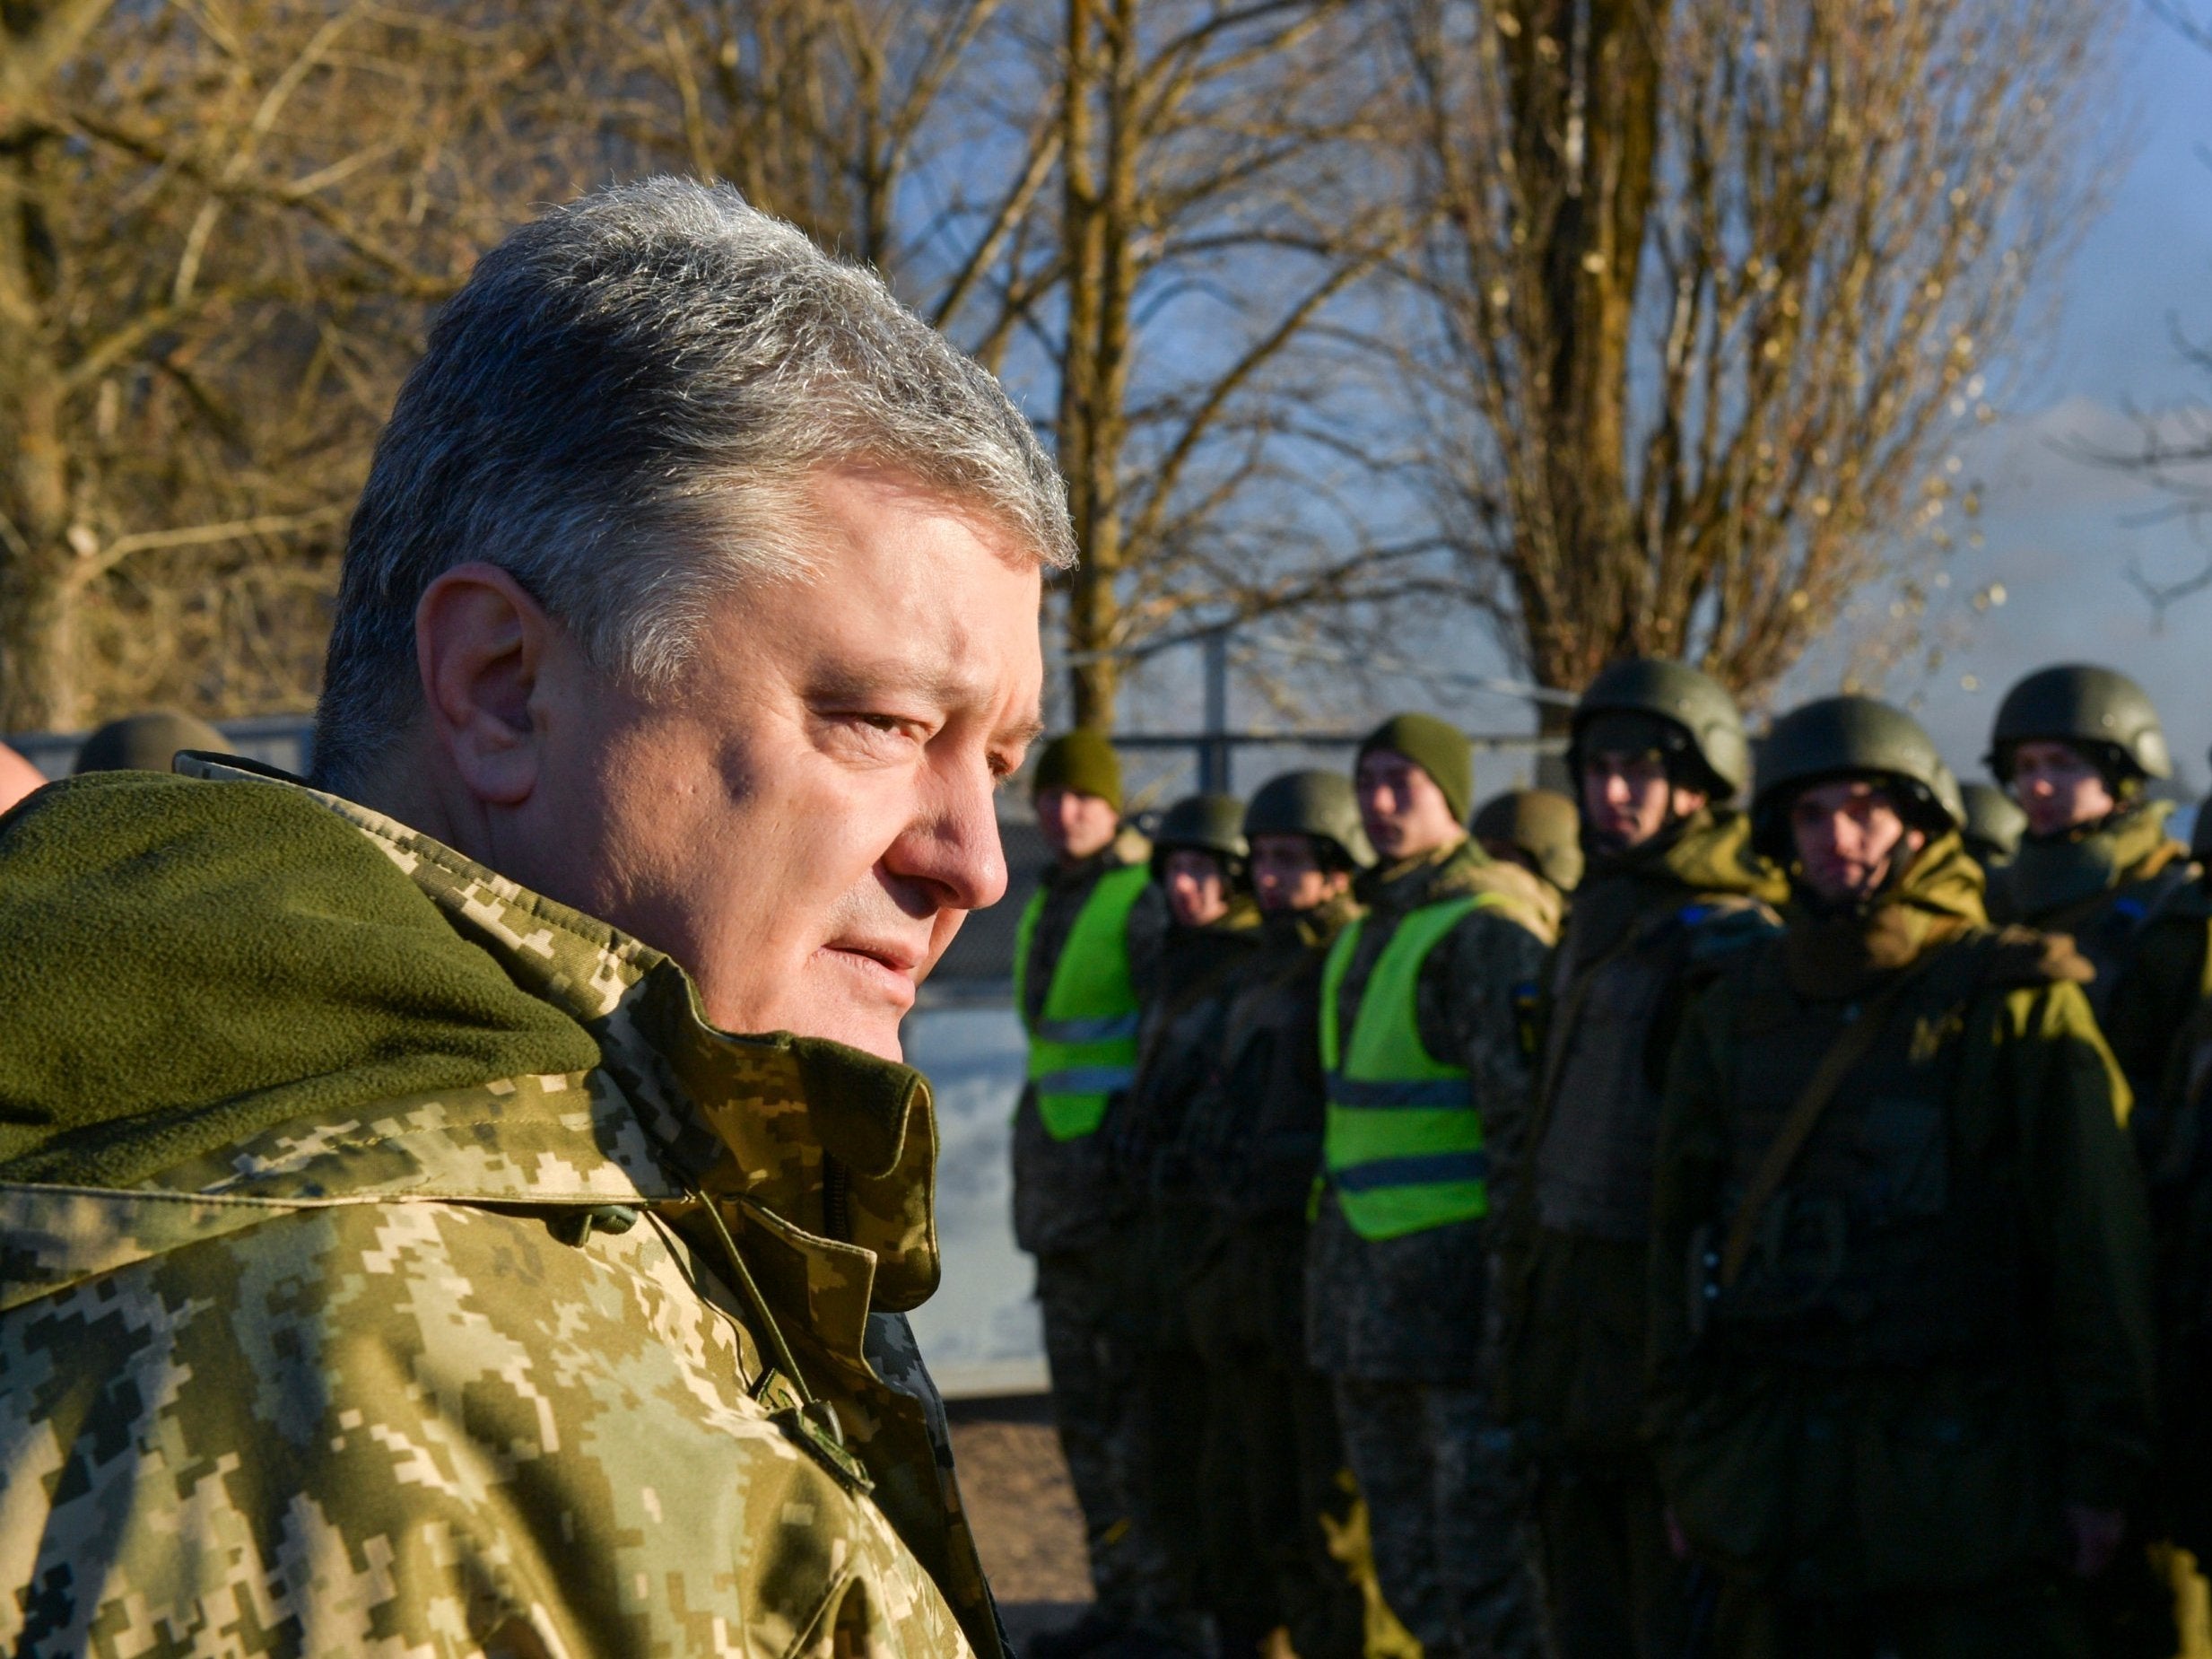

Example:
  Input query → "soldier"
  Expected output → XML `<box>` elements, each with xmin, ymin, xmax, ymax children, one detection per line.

<box><xmin>1986</xmin><ymin>664</ymin><xmax>2192</xmax><ymax>1101</ymax></box>
<box><xmin>0</xmin><ymin>179</ymin><xmax>1072</xmax><ymax>1655</ymax></box>
<box><xmin>1497</xmin><ymin>659</ymin><xmax>1784</xmax><ymax>1659</ymax></box>
<box><xmin>1013</xmin><ymin>730</ymin><xmax>1178</xmax><ymax>1659</ymax></box>
<box><xmin>1183</xmin><ymin>771</ymin><xmax>1373</xmax><ymax>1659</ymax></box>
<box><xmin>1309</xmin><ymin>712</ymin><xmax>1558</xmax><ymax>1659</ymax></box>
<box><xmin>1118</xmin><ymin>792</ymin><xmax>1263</xmax><ymax>1655</ymax></box>
<box><xmin>1474</xmin><ymin>785</ymin><xmax>1586</xmax><ymax>903</ymax></box>
<box><xmin>1649</xmin><ymin>694</ymin><xmax>2156</xmax><ymax>1658</ymax></box>
<box><xmin>1959</xmin><ymin>781</ymin><xmax>2027</xmax><ymax>875</ymax></box>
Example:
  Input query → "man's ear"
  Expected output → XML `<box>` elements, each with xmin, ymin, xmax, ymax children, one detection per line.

<box><xmin>414</xmin><ymin>563</ymin><xmax>554</xmax><ymax>807</ymax></box>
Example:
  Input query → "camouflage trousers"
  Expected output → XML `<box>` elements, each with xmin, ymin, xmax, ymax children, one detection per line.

<box><xmin>1711</xmin><ymin>1571</ymin><xmax>2089</xmax><ymax>1658</ymax></box>
<box><xmin>1333</xmin><ymin>1376</ymin><xmax>1543</xmax><ymax>1659</ymax></box>
<box><xmin>1035</xmin><ymin>1244</ymin><xmax>1190</xmax><ymax>1636</ymax></box>
<box><xmin>1532</xmin><ymin>1451</ymin><xmax>1692</xmax><ymax>1659</ymax></box>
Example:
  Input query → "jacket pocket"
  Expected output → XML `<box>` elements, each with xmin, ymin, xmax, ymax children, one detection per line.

<box><xmin>1852</xmin><ymin>1370</ymin><xmax>2059</xmax><ymax>1592</ymax></box>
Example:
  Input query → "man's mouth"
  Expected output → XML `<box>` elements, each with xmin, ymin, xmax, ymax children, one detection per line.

<box><xmin>819</xmin><ymin>939</ymin><xmax>923</xmax><ymax>1004</ymax></box>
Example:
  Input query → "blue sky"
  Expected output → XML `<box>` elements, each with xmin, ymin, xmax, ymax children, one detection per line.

<box><xmin>1781</xmin><ymin>8</ymin><xmax>2212</xmax><ymax>792</ymax></box>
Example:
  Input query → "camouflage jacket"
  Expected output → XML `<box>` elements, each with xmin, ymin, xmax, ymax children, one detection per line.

<box><xmin>1305</xmin><ymin>838</ymin><xmax>1557</xmax><ymax>1384</ymax></box>
<box><xmin>0</xmin><ymin>759</ymin><xmax>1002</xmax><ymax>1659</ymax></box>
<box><xmin>1117</xmin><ymin>899</ymin><xmax>1262</xmax><ymax>1205</ymax></box>
<box><xmin>1008</xmin><ymin>843</ymin><xmax>1169</xmax><ymax>1257</ymax></box>
<box><xmin>1184</xmin><ymin>892</ymin><xmax>1362</xmax><ymax>1225</ymax></box>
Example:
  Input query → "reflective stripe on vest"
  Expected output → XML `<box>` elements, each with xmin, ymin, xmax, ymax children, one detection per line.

<box><xmin>1014</xmin><ymin>864</ymin><xmax>1151</xmax><ymax>1142</ymax></box>
<box><xmin>1319</xmin><ymin>894</ymin><xmax>1498</xmax><ymax>1240</ymax></box>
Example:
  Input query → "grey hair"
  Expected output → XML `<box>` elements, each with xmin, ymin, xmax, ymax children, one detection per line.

<box><xmin>312</xmin><ymin>177</ymin><xmax>1072</xmax><ymax>791</ymax></box>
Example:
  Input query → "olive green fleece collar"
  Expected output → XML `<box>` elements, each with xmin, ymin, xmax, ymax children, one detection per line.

<box><xmin>1782</xmin><ymin>832</ymin><xmax>1988</xmax><ymax>997</ymax></box>
<box><xmin>186</xmin><ymin>755</ymin><xmax>945</xmax><ymax>1309</ymax></box>
<box><xmin>0</xmin><ymin>757</ymin><xmax>945</xmax><ymax>1324</ymax></box>
<box><xmin>2006</xmin><ymin>799</ymin><xmax>2185</xmax><ymax>921</ymax></box>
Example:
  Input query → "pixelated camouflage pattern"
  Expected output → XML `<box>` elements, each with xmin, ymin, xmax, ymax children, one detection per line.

<box><xmin>0</xmin><ymin>758</ymin><xmax>999</xmax><ymax>1659</ymax></box>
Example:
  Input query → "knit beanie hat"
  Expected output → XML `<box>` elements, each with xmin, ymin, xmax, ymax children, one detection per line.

<box><xmin>1032</xmin><ymin>729</ymin><xmax>1123</xmax><ymax>809</ymax></box>
<box><xmin>1357</xmin><ymin>712</ymin><xmax>1474</xmax><ymax>825</ymax></box>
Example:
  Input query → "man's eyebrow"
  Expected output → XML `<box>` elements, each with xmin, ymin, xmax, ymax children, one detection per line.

<box><xmin>999</xmin><ymin>716</ymin><xmax>1048</xmax><ymax>750</ymax></box>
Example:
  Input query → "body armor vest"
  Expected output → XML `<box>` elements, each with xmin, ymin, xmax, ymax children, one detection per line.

<box><xmin>2049</xmin><ymin>868</ymin><xmax>2192</xmax><ymax>1026</ymax></box>
<box><xmin>1706</xmin><ymin>932</ymin><xmax>2026</xmax><ymax>1371</ymax></box>
<box><xmin>1014</xmin><ymin>864</ymin><xmax>1149</xmax><ymax>1141</ymax></box>
<box><xmin>1535</xmin><ymin>901</ymin><xmax>1709</xmax><ymax>1242</ymax></box>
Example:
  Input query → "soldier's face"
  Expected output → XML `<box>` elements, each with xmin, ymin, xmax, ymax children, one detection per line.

<box><xmin>1035</xmin><ymin>788</ymin><xmax>1120</xmax><ymax>863</ymax></box>
<box><xmin>2008</xmin><ymin>740</ymin><xmax>2116</xmax><ymax>838</ymax></box>
<box><xmin>1580</xmin><ymin>750</ymin><xmax>1703</xmax><ymax>849</ymax></box>
<box><xmin>521</xmin><ymin>470</ymin><xmax>1044</xmax><ymax>1061</ymax></box>
<box><xmin>1789</xmin><ymin>779</ymin><xmax>1927</xmax><ymax>904</ymax></box>
<box><xmin>1163</xmin><ymin>849</ymin><xmax>1232</xmax><ymax>927</ymax></box>
<box><xmin>1251</xmin><ymin>834</ymin><xmax>1349</xmax><ymax>913</ymax></box>
<box><xmin>1355</xmin><ymin>751</ymin><xmax>1462</xmax><ymax>861</ymax></box>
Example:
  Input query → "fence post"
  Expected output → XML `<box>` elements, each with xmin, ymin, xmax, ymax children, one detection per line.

<box><xmin>1198</xmin><ymin>627</ymin><xmax>1231</xmax><ymax>793</ymax></box>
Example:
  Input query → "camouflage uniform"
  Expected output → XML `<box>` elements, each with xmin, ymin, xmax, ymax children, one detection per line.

<box><xmin>0</xmin><ymin>758</ymin><xmax>1006</xmax><ymax>1659</ymax></box>
<box><xmin>1649</xmin><ymin>835</ymin><xmax>2156</xmax><ymax>1656</ymax></box>
<box><xmin>1495</xmin><ymin>809</ymin><xmax>1782</xmax><ymax>1659</ymax></box>
<box><xmin>1182</xmin><ymin>891</ymin><xmax>1368</xmax><ymax>1659</ymax></box>
<box><xmin>1010</xmin><ymin>847</ymin><xmax>1173</xmax><ymax>1632</ymax></box>
<box><xmin>1117</xmin><ymin>902</ymin><xmax>1263</xmax><ymax>1649</ymax></box>
<box><xmin>1305</xmin><ymin>839</ymin><xmax>1556</xmax><ymax>1659</ymax></box>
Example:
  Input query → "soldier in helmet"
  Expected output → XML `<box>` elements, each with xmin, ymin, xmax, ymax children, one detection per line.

<box><xmin>1959</xmin><ymin>781</ymin><xmax>2027</xmax><ymax>876</ymax></box>
<box><xmin>1495</xmin><ymin>659</ymin><xmax>1785</xmax><ymax>1659</ymax></box>
<box><xmin>1181</xmin><ymin>771</ymin><xmax>1374</xmax><ymax>1659</ymax></box>
<box><xmin>1309</xmin><ymin>713</ymin><xmax>1559</xmax><ymax>1659</ymax></box>
<box><xmin>1648</xmin><ymin>694</ymin><xmax>2155</xmax><ymax>1657</ymax></box>
<box><xmin>71</xmin><ymin>709</ymin><xmax>229</xmax><ymax>774</ymax></box>
<box><xmin>1118</xmin><ymin>792</ymin><xmax>1263</xmax><ymax>1653</ymax></box>
<box><xmin>1015</xmin><ymin>730</ymin><xmax>1178</xmax><ymax>1659</ymax></box>
<box><xmin>1986</xmin><ymin>665</ymin><xmax>2194</xmax><ymax>1102</ymax></box>
<box><xmin>1474</xmin><ymin>786</ymin><xmax>1585</xmax><ymax>911</ymax></box>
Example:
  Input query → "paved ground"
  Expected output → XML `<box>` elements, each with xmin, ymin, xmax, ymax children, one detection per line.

<box><xmin>948</xmin><ymin>1393</ymin><xmax>1092</xmax><ymax>1646</ymax></box>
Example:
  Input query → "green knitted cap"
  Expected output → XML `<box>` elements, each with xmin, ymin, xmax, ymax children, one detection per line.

<box><xmin>1031</xmin><ymin>729</ymin><xmax>1122</xmax><ymax>809</ymax></box>
<box><xmin>1357</xmin><ymin>712</ymin><xmax>1474</xmax><ymax>825</ymax></box>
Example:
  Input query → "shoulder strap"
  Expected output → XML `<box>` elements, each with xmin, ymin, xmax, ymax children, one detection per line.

<box><xmin>1718</xmin><ymin>934</ymin><xmax>1999</xmax><ymax>1287</ymax></box>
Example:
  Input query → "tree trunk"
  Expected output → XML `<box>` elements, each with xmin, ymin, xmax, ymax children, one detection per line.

<box><xmin>0</xmin><ymin>140</ymin><xmax>80</xmax><ymax>732</ymax></box>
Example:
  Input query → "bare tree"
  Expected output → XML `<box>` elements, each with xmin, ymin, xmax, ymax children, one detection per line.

<box><xmin>1016</xmin><ymin>0</ymin><xmax>1424</xmax><ymax>727</ymax></box>
<box><xmin>0</xmin><ymin>0</ymin><xmax>604</xmax><ymax>730</ymax></box>
<box><xmin>1390</xmin><ymin>0</ymin><xmax>2109</xmax><ymax>712</ymax></box>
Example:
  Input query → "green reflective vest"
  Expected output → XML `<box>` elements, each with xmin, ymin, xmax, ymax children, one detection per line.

<box><xmin>1320</xmin><ymin>895</ymin><xmax>1498</xmax><ymax>1240</ymax></box>
<box><xmin>1015</xmin><ymin>864</ymin><xmax>1151</xmax><ymax>1142</ymax></box>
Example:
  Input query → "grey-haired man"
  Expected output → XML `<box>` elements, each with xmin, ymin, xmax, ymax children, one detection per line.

<box><xmin>0</xmin><ymin>179</ymin><xmax>1062</xmax><ymax>1656</ymax></box>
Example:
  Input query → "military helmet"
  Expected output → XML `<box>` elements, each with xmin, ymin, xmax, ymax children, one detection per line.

<box><xmin>1244</xmin><ymin>769</ymin><xmax>1372</xmax><ymax>869</ymax></box>
<box><xmin>73</xmin><ymin>709</ymin><xmax>227</xmax><ymax>775</ymax></box>
<box><xmin>1752</xmin><ymin>694</ymin><xmax>1964</xmax><ymax>859</ymax></box>
<box><xmin>1986</xmin><ymin>664</ymin><xmax>2172</xmax><ymax>782</ymax></box>
<box><xmin>1569</xmin><ymin>658</ymin><xmax>1750</xmax><ymax>801</ymax></box>
<box><xmin>1958</xmin><ymin>782</ymin><xmax>2027</xmax><ymax>865</ymax></box>
<box><xmin>1471</xmin><ymin>788</ymin><xmax>1584</xmax><ymax>894</ymax></box>
<box><xmin>1150</xmin><ymin>791</ymin><xmax>1248</xmax><ymax>882</ymax></box>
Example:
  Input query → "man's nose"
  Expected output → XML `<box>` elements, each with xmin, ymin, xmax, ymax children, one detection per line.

<box><xmin>892</xmin><ymin>764</ymin><xmax>1007</xmax><ymax>912</ymax></box>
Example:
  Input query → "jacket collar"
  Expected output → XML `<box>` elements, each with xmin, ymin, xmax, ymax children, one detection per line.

<box><xmin>170</xmin><ymin>755</ymin><xmax>944</xmax><ymax>1314</ymax></box>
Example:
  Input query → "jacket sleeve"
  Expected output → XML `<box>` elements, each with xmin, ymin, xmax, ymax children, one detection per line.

<box><xmin>1644</xmin><ymin>976</ymin><xmax>1735</xmax><ymax>1455</ymax></box>
<box><xmin>1424</xmin><ymin>909</ymin><xmax>1551</xmax><ymax>1228</ymax></box>
<box><xmin>1999</xmin><ymin>980</ymin><xmax>2158</xmax><ymax>1512</ymax></box>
